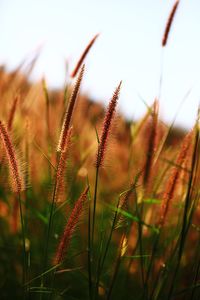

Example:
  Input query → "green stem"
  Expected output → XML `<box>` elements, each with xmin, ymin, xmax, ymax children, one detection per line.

<box><xmin>135</xmin><ymin>194</ymin><xmax>145</xmax><ymax>289</ymax></box>
<box><xmin>43</xmin><ymin>182</ymin><xmax>57</xmax><ymax>271</ymax></box>
<box><xmin>40</xmin><ymin>177</ymin><xmax>58</xmax><ymax>299</ymax></box>
<box><xmin>141</xmin><ymin>232</ymin><xmax>160</xmax><ymax>300</ymax></box>
<box><xmin>106</xmin><ymin>233</ymin><xmax>126</xmax><ymax>300</ymax></box>
<box><xmin>88</xmin><ymin>201</ymin><xmax>93</xmax><ymax>300</ymax></box>
<box><xmin>18</xmin><ymin>193</ymin><xmax>26</xmax><ymax>297</ymax></box>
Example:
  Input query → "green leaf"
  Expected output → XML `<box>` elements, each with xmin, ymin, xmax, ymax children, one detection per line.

<box><xmin>143</xmin><ymin>198</ymin><xmax>161</xmax><ymax>204</ymax></box>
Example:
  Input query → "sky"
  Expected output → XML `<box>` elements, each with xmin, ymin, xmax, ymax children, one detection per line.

<box><xmin>0</xmin><ymin>0</ymin><xmax>200</xmax><ymax>129</ymax></box>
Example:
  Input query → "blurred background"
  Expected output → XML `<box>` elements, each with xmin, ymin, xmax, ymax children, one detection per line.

<box><xmin>0</xmin><ymin>0</ymin><xmax>199</xmax><ymax>129</ymax></box>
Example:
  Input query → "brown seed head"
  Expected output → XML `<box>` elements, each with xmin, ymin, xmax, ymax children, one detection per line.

<box><xmin>162</xmin><ymin>0</ymin><xmax>180</xmax><ymax>47</ymax></box>
<box><xmin>8</xmin><ymin>93</ymin><xmax>19</xmax><ymax>131</ymax></box>
<box><xmin>96</xmin><ymin>81</ymin><xmax>122</xmax><ymax>168</ymax></box>
<box><xmin>71</xmin><ymin>34</ymin><xmax>99</xmax><ymax>78</ymax></box>
<box><xmin>0</xmin><ymin>121</ymin><xmax>23</xmax><ymax>193</ymax></box>
<box><xmin>53</xmin><ymin>186</ymin><xmax>89</xmax><ymax>265</ymax></box>
<box><xmin>57</xmin><ymin>64</ymin><xmax>85</xmax><ymax>152</ymax></box>
<box><xmin>158</xmin><ymin>129</ymin><xmax>193</xmax><ymax>227</ymax></box>
<box><xmin>55</xmin><ymin>127</ymin><xmax>73</xmax><ymax>203</ymax></box>
<box><xmin>143</xmin><ymin>99</ymin><xmax>159</xmax><ymax>188</ymax></box>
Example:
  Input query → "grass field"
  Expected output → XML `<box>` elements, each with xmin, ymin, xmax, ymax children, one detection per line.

<box><xmin>0</xmin><ymin>1</ymin><xmax>200</xmax><ymax>299</ymax></box>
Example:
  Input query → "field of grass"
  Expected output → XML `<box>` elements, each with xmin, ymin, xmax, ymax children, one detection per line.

<box><xmin>0</xmin><ymin>1</ymin><xmax>200</xmax><ymax>299</ymax></box>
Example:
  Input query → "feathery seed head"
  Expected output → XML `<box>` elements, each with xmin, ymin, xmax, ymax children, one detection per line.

<box><xmin>96</xmin><ymin>81</ymin><xmax>122</xmax><ymax>168</ymax></box>
<box><xmin>53</xmin><ymin>186</ymin><xmax>89</xmax><ymax>265</ymax></box>
<box><xmin>71</xmin><ymin>33</ymin><xmax>99</xmax><ymax>78</ymax></box>
<box><xmin>158</xmin><ymin>129</ymin><xmax>193</xmax><ymax>227</ymax></box>
<box><xmin>55</xmin><ymin>127</ymin><xmax>73</xmax><ymax>203</ymax></box>
<box><xmin>162</xmin><ymin>0</ymin><xmax>180</xmax><ymax>47</ymax></box>
<box><xmin>8</xmin><ymin>93</ymin><xmax>19</xmax><ymax>131</ymax></box>
<box><xmin>0</xmin><ymin>121</ymin><xmax>24</xmax><ymax>193</ymax></box>
<box><xmin>57</xmin><ymin>65</ymin><xmax>85</xmax><ymax>152</ymax></box>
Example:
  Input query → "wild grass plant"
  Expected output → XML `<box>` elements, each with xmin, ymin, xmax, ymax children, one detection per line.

<box><xmin>0</xmin><ymin>1</ymin><xmax>200</xmax><ymax>299</ymax></box>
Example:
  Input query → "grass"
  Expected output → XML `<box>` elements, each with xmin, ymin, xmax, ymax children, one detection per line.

<box><xmin>0</xmin><ymin>63</ymin><xmax>199</xmax><ymax>300</ymax></box>
<box><xmin>0</xmin><ymin>2</ymin><xmax>200</xmax><ymax>299</ymax></box>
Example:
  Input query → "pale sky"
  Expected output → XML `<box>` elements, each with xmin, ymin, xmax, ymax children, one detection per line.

<box><xmin>0</xmin><ymin>0</ymin><xmax>200</xmax><ymax>129</ymax></box>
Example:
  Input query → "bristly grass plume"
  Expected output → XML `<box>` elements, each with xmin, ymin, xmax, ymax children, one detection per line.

<box><xmin>96</xmin><ymin>81</ymin><xmax>122</xmax><ymax>168</ymax></box>
<box><xmin>57</xmin><ymin>64</ymin><xmax>85</xmax><ymax>152</ymax></box>
<box><xmin>71</xmin><ymin>33</ymin><xmax>99</xmax><ymax>78</ymax></box>
<box><xmin>53</xmin><ymin>186</ymin><xmax>89</xmax><ymax>265</ymax></box>
<box><xmin>0</xmin><ymin>120</ymin><xmax>24</xmax><ymax>193</ymax></box>
<box><xmin>162</xmin><ymin>0</ymin><xmax>180</xmax><ymax>47</ymax></box>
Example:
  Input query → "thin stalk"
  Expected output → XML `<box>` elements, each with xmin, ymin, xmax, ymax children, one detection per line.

<box><xmin>88</xmin><ymin>199</ymin><xmax>92</xmax><ymax>300</ymax></box>
<box><xmin>141</xmin><ymin>231</ymin><xmax>160</xmax><ymax>300</ymax></box>
<box><xmin>24</xmin><ymin>131</ymin><xmax>30</xmax><ymax>299</ymax></box>
<box><xmin>42</xmin><ymin>79</ymin><xmax>53</xmax><ymax>181</ymax></box>
<box><xmin>18</xmin><ymin>192</ymin><xmax>27</xmax><ymax>297</ymax></box>
<box><xmin>135</xmin><ymin>192</ymin><xmax>145</xmax><ymax>289</ymax></box>
<box><xmin>157</xmin><ymin>48</ymin><xmax>164</xmax><ymax>101</ymax></box>
<box><xmin>191</xmin><ymin>238</ymin><xmax>200</xmax><ymax>299</ymax></box>
<box><xmin>41</xmin><ymin>179</ymin><xmax>58</xmax><ymax>294</ymax></box>
<box><xmin>98</xmin><ymin>196</ymin><xmax>121</xmax><ymax>274</ymax></box>
<box><xmin>153</xmin><ymin>198</ymin><xmax>200</xmax><ymax>300</ymax></box>
<box><xmin>91</xmin><ymin>165</ymin><xmax>99</xmax><ymax>247</ymax></box>
<box><xmin>42</xmin><ymin>78</ymin><xmax>50</xmax><ymax>138</ymax></box>
<box><xmin>96</xmin><ymin>185</ymin><xmax>135</xmax><ymax>291</ymax></box>
<box><xmin>93</xmin><ymin>212</ymin><xmax>106</xmax><ymax>300</ymax></box>
<box><xmin>106</xmin><ymin>233</ymin><xmax>126</xmax><ymax>300</ymax></box>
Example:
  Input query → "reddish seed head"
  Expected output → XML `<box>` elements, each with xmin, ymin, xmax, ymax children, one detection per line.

<box><xmin>162</xmin><ymin>0</ymin><xmax>180</xmax><ymax>47</ymax></box>
<box><xmin>96</xmin><ymin>81</ymin><xmax>122</xmax><ymax>168</ymax></box>
<box><xmin>55</xmin><ymin>127</ymin><xmax>73</xmax><ymax>203</ymax></box>
<box><xmin>71</xmin><ymin>33</ymin><xmax>99</xmax><ymax>78</ymax></box>
<box><xmin>57</xmin><ymin>64</ymin><xmax>85</xmax><ymax>152</ymax></box>
<box><xmin>143</xmin><ymin>99</ymin><xmax>159</xmax><ymax>188</ymax></box>
<box><xmin>8</xmin><ymin>93</ymin><xmax>19</xmax><ymax>131</ymax></box>
<box><xmin>0</xmin><ymin>121</ymin><xmax>23</xmax><ymax>193</ymax></box>
<box><xmin>53</xmin><ymin>186</ymin><xmax>89</xmax><ymax>265</ymax></box>
<box><xmin>158</xmin><ymin>130</ymin><xmax>193</xmax><ymax>227</ymax></box>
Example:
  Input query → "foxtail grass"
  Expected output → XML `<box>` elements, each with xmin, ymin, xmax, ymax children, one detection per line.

<box><xmin>0</xmin><ymin>120</ymin><xmax>26</xmax><ymax>291</ymax></box>
<box><xmin>158</xmin><ymin>129</ymin><xmax>193</xmax><ymax>228</ymax></box>
<box><xmin>143</xmin><ymin>99</ymin><xmax>159</xmax><ymax>192</ymax></box>
<box><xmin>90</xmin><ymin>81</ymin><xmax>122</xmax><ymax>300</ymax></box>
<box><xmin>54</xmin><ymin>127</ymin><xmax>73</xmax><ymax>203</ymax></box>
<box><xmin>162</xmin><ymin>0</ymin><xmax>180</xmax><ymax>47</ymax></box>
<box><xmin>8</xmin><ymin>93</ymin><xmax>19</xmax><ymax>131</ymax></box>
<box><xmin>141</xmin><ymin>129</ymin><xmax>193</xmax><ymax>299</ymax></box>
<box><xmin>53</xmin><ymin>186</ymin><xmax>89</xmax><ymax>265</ymax></box>
<box><xmin>42</xmin><ymin>129</ymin><xmax>73</xmax><ymax>281</ymax></box>
<box><xmin>42</xmin><ymin>66</ymin><xmax>84</xmax><ymax>294</ymax></box>
<box><xmin>0</xmin><ymin>121</ymin><xmax>24</xmax><ymax>194</ymax></box>
<box><xmin>92</xmin><ymin>80</ymin><xmax>122</xmax><ymax>243</ymax></box>
<box><xmin>71</xmin><ymin>34</ymin><xmax>99</xmax><ymax>78</ymax></box>
<box><xmin>42</xmin><ymin>78</ymin><xmax>50</xmax><ymax>139</ymax></box>
<box><xmin>165</xmin><ymin>117</ymin><xmax>200</xmax><ymax>299</ymax></box>
<box><xmin>57</xmin><ymin>64</ymin><xmax>85</xmax><ymax>152</ymax></box>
